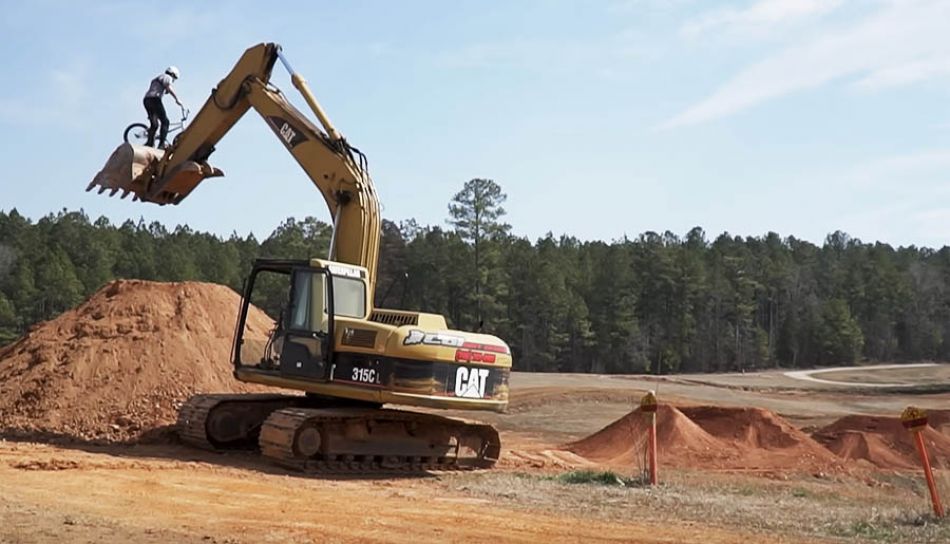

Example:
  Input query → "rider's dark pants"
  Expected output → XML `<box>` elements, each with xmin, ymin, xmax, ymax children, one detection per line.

<box><xmin>143</xmin><ymin>97</ymin><xmax>169</xmax><ymax>147</ymax></box>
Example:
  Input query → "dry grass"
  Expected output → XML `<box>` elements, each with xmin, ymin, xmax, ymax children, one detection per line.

<box><xmin>437</xmin><ymin>469</ymin><xmax>950</xmax><ymax>543</ymax></box>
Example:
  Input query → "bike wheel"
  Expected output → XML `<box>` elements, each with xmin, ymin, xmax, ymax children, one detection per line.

<box><xmin>123</xmin><ymin>123</ymin><xmax>150</xmax><ymax>145</ymax></box>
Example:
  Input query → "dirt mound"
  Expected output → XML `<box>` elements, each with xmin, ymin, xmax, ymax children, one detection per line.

<box><xmin>679</xmin><ymin>406</ymin><xmax>801</xmax><ymax>448</ymax></box>
<box><xmin>928</xmin><ymin>409</ymin><xmax>950</xmax><ymax>434</ymax></box>
<box><xmin>813</xmin><ymin>415</ymin><xmax>950</xmax><ymax>470</ymax></box>
<box><xmin>568</xmin><ymin>404</ymin><xmax>841</xmax><ymax>472</ymax></box>
<box><xmin>567</xmin><ymin>405</ymin><xmax>733</xmax><ymax>467</ymax></box>
<box><xmin>0</xmin><ymin>280</ymin><xmax>276</xmax><ymax>442</ymax></box>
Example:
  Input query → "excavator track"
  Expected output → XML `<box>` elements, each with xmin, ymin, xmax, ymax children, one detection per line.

<box><xmin>177</xmin><ymin>393</ymin><xmax>305</xmax><ymax>450</ymax></box>
<box><xmin>259</xmin><ymin>407</ymin><xmax>500</xmax><ymax>473</ymax></box>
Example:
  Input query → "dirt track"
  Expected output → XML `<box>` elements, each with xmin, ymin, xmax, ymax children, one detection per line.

<box><xmin>0</xmin><ymin>442</ymin><xmax>811</xmax><ymax>544</ymax></box>
<box><xmin>2</xmin><ymin>367</ymin><xmax>948</xmax><ymax>543</ymax></box>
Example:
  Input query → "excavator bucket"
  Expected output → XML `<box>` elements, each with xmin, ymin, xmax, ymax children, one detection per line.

<box><xmin>87</xmin><ymin>143</ymin><xmax>224</xmax><ymax>205</ymax></box>
<box><xmin>86</xmin><ymin>143</ymin><xmax>159</xmax><ymax>201</ymax></box>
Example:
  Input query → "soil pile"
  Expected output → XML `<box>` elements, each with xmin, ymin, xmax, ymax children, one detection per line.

<box><xmin>929</xmin><ymin>409</ymin><xmax>950</xmax><ymax>434</ymax></box>
<box><xmin>680</xmin><ymin>406</ymin><xmax>839</xmax><ymax>469</ymax></box>
<box><xmin>0</xmin><ymin>280</ymin><xmax>275</xmax><ymax>442</ymax></box>
<box><xmin>812</xmin><ymin>415</ymin><xmax>950</xmax><ymax>470</ymax></box>
<box><xmin>568</xmin><ymin>404</ymin><xmax>841</xmax><ymax>471</ymax></box>
<box><xmin>567</xmin><ymin>404</ymin><xmax>726</xmax><ymax>466</ymax></box>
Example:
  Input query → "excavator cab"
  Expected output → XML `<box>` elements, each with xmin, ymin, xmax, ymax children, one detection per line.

<box><xmin>234</xmin><ymin>258</ymin><xmax>369</xmax><ymax>382</ymax></box>
<box><xmin>279</xmin><ymin>266</ymin><xmax>332</xmax><ymax>380</ymax></box>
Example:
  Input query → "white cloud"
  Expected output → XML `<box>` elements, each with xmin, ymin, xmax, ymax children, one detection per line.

<box><xmin>853</xmin><ymin>56</ymin><xmax>950</xmax><ymax>90</ymax></box>
<box><xmin>663</xmin><ymin>0</ymin><xmax>950</xmax><ymax>128</ymax></box>
<box><xmin>681</xmin><ymin>0</ymin><xmax>844</xmax><ymax>37</ymax></box>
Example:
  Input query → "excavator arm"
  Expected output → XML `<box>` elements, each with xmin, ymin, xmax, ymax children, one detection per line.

<box><xmin>88</xmin><ymin>43</ymin><xmax>381</xmax><ymax>292</ymax></box>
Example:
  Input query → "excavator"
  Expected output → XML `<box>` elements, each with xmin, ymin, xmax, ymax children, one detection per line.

<box><xmin>87</xmin><ymin>43</ymin><xmax>510</xmax><ymax>471</ymax></box>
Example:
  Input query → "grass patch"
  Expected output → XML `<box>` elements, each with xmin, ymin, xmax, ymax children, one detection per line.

<box><xmin>552</xmin><ymin>470</ymin><xmax>645</xmax><ymax>487</ymax></box>
<box><xmin>790</xmin><ymin>487</ymin><xmax>811</xmax><ymax>498</ymax></box>
<box><xmin>443</xmin><ymin>470</ymin><xmax>950</xmax><ymax>543</ymax></box>
<box><xmin>832</xmin><ymin>511</ymin><xmax>949</xmax><ymax>542</ymax></box>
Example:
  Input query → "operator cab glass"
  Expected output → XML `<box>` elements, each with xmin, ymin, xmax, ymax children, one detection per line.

<box><xmin>279</xmin><ymin>268</ymin><xmax>332</xmax><ymax>379</ymax></box>
<box><xmin>287</xmin><ymin>271</ymin><xmax>366</xmax><ymax>327</ymax></box>
<box><xmin>330</xmin><ymin>275</ymin><xmax>366</xmax><ymax>318</ymax></box>
<box><xmin>288</xmin><ymin>270</ymin><xmax>329</xmax><ymax>334</ymax></box>
<box><xmin>234</xmin><ymin>259</ymin><xmax>369</xmax><ymax>381</ymax></box>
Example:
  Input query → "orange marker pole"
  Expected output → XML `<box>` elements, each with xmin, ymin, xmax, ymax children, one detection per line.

<box><xmin>641</xmin><ymin>391</ymin><xmax>658</xmax><ymax>486</ymax></box>
<box><xmin>648</xmin><ymin>411</ymin><xmax>658</xmax><ymax>485</ymax></box>
<box><xmin>913</xmin><ymin>430</ymin><xmax>944</xmax><ymax>518</ymax></box>
<box><xmin>902</xmin><ymin>406</ymin><xmax>944</xmax><ymax>518</ymax></box>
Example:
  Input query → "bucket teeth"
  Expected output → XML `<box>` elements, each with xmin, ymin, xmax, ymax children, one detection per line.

<box><xmin>87</xmin><ymin>143</ymin><xmax>161</xmax><ymax>201</ymax></box>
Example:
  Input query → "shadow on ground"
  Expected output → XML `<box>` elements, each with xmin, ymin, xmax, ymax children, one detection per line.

<box><xmin>0</xmin><ymin>427</ymin><xmax>439</xmax><ymax>481</ymax></box>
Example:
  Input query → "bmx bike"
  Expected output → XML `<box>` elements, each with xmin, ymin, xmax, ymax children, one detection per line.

<box><xmin>123</xmin><ymin>105</ymin><xmax>190</xmax><ymax>148</ymax></box>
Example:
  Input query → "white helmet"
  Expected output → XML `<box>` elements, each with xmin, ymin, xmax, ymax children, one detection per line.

<box><xmin>165</xmin><ymin>66</ymin><xmax>180</xmax><ymax>79</ymax></box>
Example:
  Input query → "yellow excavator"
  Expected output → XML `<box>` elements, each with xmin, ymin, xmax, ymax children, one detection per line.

<box><xmin>88</xmin><ymin>43</ymin><xmax>510</xmax><ymax>471</ymax></box>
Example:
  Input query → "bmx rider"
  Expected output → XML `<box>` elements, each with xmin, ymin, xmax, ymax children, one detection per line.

<box><xmin>143</xmin><ymin>66</ymin><xmax>183</xmax><ymax>148</ymax></box>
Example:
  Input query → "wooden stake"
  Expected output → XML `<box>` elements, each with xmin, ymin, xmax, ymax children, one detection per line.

<box><xmin>640</xmin><ymin>391</ymin><xmax>658</xmax><ymax>486</ymax></box>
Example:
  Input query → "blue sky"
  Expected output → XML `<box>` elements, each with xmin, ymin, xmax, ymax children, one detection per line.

<box><xmin>1</xmin><ymin>0</ymin><xmax>949</xmax><ymax>247</ymax></box>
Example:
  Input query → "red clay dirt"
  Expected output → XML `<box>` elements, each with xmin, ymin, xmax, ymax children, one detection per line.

<box><xmin>567</xmin><ymin>404</ymin><xmax>844</xmax><ymax>472</ymax></box>
<box><xmin>812</xmin><ymin>414</ymin><xmax>950</xmax><ymax>470</ymax></box>
<box><xmin>0</xmin><ymin>279</ymin><xmax>276</xmax><ymax>442</ymax></box>
<box><xmin>929</xmin><ymin>408</ymin><xmax>950</xmax><ymax>433</ymax></box>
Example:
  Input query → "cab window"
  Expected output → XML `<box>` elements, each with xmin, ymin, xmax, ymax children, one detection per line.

<box><xmin>289</xmin><ymin>270</ymin><xmax>329</xmax><ymax>333</ymax></box>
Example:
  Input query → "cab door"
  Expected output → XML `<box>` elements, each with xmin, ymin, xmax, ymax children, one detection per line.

<box><xmin>279</xmin><ymin>267</ymin><xmax>334</xmax><ymax>380</ymax></box>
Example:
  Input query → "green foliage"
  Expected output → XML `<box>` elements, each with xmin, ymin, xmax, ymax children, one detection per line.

<box><xmin>447</xmin><ymin>178</ymin><xmax>511</xmax><ymax>245</ymax></box>
<box><xmin>554</xmin><ymin>470</ymin><xmax>641</xmax><ymax>487</ymax></box>
<box><xmin>2</xmin><ymin>196</ymin><xmax>949</xmax><ymax>374</ymax></box>
<box><xmin>0</xmin><ymin>292</ymin><xmax>17</xmax><ymax>345</ymax></box>
<box><xmin>818</xmin><ymin>299</ymin><xmax>864</xmax><ymax>364</ymax></box>
<box><xmin>447</xmin><ymin>178</ymin><xmax>511</xmax><ymax>331</ymax></box>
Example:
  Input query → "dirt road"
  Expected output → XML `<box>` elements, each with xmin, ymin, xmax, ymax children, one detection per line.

<box><xmin>0</xmin><ymin>442</ymin><xmax>808</xmax><ymax>544</ymax></box>
<box><xmin>784</xmin><ymin>363</ymin><xmax>940</xmax><ymax>387</ymax></box>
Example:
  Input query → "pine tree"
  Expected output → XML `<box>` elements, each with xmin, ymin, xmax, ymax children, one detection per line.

<box><xmin>447</xmin><ymin>178</ymin><xmax>511</xmax><ymax>331</ymax></box>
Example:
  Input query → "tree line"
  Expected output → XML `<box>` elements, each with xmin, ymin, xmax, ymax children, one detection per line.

<box><xmin>2</xmin><ymin>178</ymin><xmax>948</xmax><ymax>373</ymax></box>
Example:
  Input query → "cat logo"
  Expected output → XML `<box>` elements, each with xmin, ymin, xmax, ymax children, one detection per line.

<box><xmin>455</xmin><ymin>367</ymin><xmax>489</xmax><ymax>399</ymax></box>
<box><xmin>266</xmin><ymin>116</ymin><xmax>307</xmax><ymax>148</ymax></box>
<box><xmin>279</xmin><ymin>122</ymin><xmax>297</xmax><ymax>145</ymax></box>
